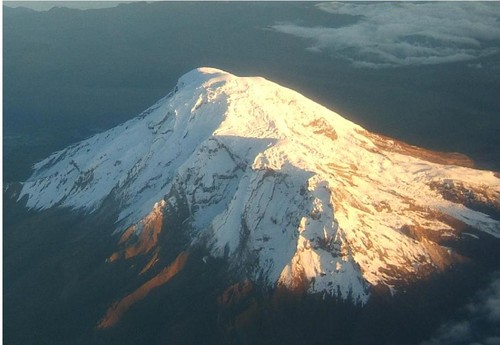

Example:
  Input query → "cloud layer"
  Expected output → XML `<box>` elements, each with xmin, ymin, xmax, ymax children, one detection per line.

<box><xmin>272</xmin><ymin>2</ymin><xmax>500</xmax><ymax>68</ymax></box>
<box><xmin>421</xmin><ymin>272</ymin><xmax>500</xmax><ymax>345</ymax></box>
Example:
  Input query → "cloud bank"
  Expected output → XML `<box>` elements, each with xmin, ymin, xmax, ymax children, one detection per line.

<box><xmin>272</xmin><ymin>2</ymin><xmax>500</xmax><ymax>68</ymax></box>
<box><xmin>420</xmin><ymin>272</ymin><xmax>500</xmax><ymax>345</ymax></box>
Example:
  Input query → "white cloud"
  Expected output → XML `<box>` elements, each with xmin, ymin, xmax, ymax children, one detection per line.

<box><xmin>420</xmin><ymin>272</ymin><xmax>500</xmax><ymax>345</ymax></box>
<box><xmin>272</xmin><ymin>2</ymin><xmax>500</xmax><ymax>68</ymax></box>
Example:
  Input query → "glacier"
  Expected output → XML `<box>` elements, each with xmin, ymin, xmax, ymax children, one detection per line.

<box><xmin>19</xmin><ymin>67</ymin><xmax>500</xmax><ymax>303</ymax></box>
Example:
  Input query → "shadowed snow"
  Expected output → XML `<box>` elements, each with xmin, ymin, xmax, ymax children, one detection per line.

<box><xmin>20</xmin><ymin>67</ymin><xmax>500</xmax><ymax>303</ymax></box>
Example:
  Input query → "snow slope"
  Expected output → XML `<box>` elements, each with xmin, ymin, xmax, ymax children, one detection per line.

<box><xmin>20</xmin><ymin>67</ymin><xmax>500</xmax><ymax>303</ymax></box>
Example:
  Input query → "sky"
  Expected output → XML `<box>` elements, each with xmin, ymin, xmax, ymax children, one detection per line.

<box><xmin>3</xmin><ymin>1</ymin><xmax>131</xmax><ymax>11</ymax></box>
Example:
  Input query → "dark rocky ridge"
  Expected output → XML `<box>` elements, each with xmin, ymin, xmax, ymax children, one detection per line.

<box><xmin>4</xmin><ymin>183</ymin><xmax>500</xmax><ymax>345</ymax></box>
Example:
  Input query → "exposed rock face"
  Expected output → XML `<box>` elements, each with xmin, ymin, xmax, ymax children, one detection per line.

<box><xmin>19</xmin><ymin>67</ymin><xmax>500</xmax><ymax>308</ymax></box>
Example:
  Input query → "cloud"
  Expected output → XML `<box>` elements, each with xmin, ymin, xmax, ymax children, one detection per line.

<box><xmin>271</xmin><ymin>2</ymin><xmax>500</xmax><ymax>68</ymax></box>
<box><xmin>420</xmin><ymin>271</ymin><xmax>500</xmax><ymax>345</ymax></box>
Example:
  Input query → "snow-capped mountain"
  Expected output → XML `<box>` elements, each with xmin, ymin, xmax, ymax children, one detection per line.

<box><xmin>20</xmin><ymin>67</ymin><xmax>500</xmax><ymax>305</ymax></box>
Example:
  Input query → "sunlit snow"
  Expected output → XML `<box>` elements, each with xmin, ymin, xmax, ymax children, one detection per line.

<box><xmin>20</xmin><ymin>67</ymin><xmax>500</xmax><ymax>303</ymax></box>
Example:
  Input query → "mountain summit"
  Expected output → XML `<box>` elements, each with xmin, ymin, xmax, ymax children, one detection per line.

<box><xmin>20</xmin><ymin>67</ymin><xmax>500</xmax><ymax>305</ymax></box>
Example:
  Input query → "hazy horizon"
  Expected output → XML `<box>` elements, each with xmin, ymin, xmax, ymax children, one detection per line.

<box><xmin>4</xmin><ymin>1</ymin><xmax>132</xmax><ymax>11</ymax></box>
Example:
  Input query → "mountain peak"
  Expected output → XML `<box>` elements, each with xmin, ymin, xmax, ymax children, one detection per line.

<box><xmin>176</xmin><ymin>66</ymin><xmax>233</xmax><ymax>88</ymax></box>
<box><xmin>19</xmin><ymin>67</ymin><xmax>500</xmax><ymax>303</ymax></box>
